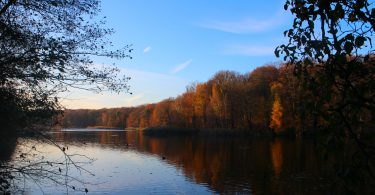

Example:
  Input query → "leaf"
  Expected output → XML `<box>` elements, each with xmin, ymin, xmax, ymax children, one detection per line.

<box><xmin>344</xmin><ymin>41</ymin><xmax>353</xmax><ymax>54</ymax></box>
<box><xmin>287</xmin><ymin>29</ymin><xmax>293</xmax><ymax>37</ymax></box>
<box><xmin>348</xmin><ymin>12</ymin><xmax>356</xmax><ymax>22</ymax></box>
<box><xmin>274</xmin><ymin>48</ymin><xmax>280</xmax><ymax>58</ymax></box>
<box><xmin>355</xmin><ymin>36</ymin><xmax>366</xmax><ymax>47</ymax></box>
<box><xmin>345</xmin><ymin>33</ymin><xmax>354</xmax><ymax>41</ymax></box>
<box><xmin>283</xmin><ymin>30</ymin><xmax>288</xmax><ymax>36</ymax></box>
<box><xmin>334</xmin><ymin>3</ymin><xmax>345</xmax><ymax>19</ymax></box>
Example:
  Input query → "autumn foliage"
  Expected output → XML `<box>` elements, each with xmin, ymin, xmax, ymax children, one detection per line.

<box><xmin>62</xmin><ymin>62</ymin><xmax>374</xmax><ymax>135</ymax></box>
<box><xmin>270</xmin><ymin>95</ymin><xmax>283</xmax><ymax>133</ymax></box>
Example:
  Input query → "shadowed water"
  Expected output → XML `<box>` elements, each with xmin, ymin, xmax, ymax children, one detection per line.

<box><xmin>5</xmin><ymin>130</ymin><xmax>335</xmax><ymax>194</ymax></box>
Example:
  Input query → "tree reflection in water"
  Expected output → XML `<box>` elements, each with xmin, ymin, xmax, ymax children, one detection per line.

<box><xmin>51</xmin><ymin>130</ymin><xmax>333</xmax><ymax>194</ymax></box>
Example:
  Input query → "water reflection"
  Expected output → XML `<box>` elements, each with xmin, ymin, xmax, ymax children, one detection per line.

<box><xmin>271</xmin><ymin>139</ymin><xmax>283</xmax><ymax>177</ymax></box>
<box><xmin>50</xmin><ymin>130</ymin><xmax>333</xmax><ymax>194</ymax></box>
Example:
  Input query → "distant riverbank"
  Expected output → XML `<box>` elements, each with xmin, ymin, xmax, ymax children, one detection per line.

<box><xmin>142</xmin><ymin>126</ymin><xmax>276</xmax><ymax>137</ymax></box>
<box><xmin>60</xmin><ymin>125</ymin><xmax>317</xmax><ymax>138</ymax></box>
<box><xmin>86</xmin><ymin>126</ymin><xmax>121</xmax><ymax>129</ymax></box>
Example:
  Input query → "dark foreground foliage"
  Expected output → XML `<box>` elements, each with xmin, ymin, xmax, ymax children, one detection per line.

<box><xmin>0</xmin><ymin>0</ymin><xmax>131</xmax><ymax>193</ymax></box>
<box><xmin>276</xmin><ymin>0</ymin><xmax>375</xmax><ymax>193</ymax></box>
<box><xmin>0</xmin><ymin>0</ymin><xmax>131</xmax><ymax>134</ymax></box>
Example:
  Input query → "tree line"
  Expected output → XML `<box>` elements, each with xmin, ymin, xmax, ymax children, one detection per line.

<box><xmin>63</xmin><ymin>61</ymin><xmax>374</xmax><ymax>136</ymax></box>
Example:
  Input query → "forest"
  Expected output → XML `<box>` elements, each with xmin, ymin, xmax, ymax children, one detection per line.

<box><xmin>62</xmin><ymin>59</ymin><xmax>374</xmax><ymax>137</ymax></box>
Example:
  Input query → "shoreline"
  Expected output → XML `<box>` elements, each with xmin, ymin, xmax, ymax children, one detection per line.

<box><xmin>142</xmin><ymin>126</ymin><xmax>276</xmax><ymax>137</ymax></box>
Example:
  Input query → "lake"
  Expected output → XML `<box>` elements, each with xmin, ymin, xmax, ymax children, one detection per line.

<box><xmin>6</xmin><ymin>129</ymin><xmax>335</xmax><ymax>194</ymax></box>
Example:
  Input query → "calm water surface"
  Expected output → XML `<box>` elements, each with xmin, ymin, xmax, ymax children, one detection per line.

<box><xmin>10</xmin><ymin>130</ymin><xmax>334</xmax><ymax>194</ymax></box>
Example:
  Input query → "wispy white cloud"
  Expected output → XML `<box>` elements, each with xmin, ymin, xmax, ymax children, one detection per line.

<box><xmin>171</xmin><ymin>59</ymin><xmax>192</xmax><ymax>74</ymax></box>
<box><xmin>199</xmin><ymin>12</ymin><xmax>285</xmax><ymax>34</ymax></box>
<box><xmin>143</xmin><ymin>46</ymin><xmax>152</xmax><ymax>53</ymax></box>
<box><xmin>59</xmin><ymin>91</ymin><xmax>144</xmax><ymax>109</ymax></box>
<box><xmin>225</xmin><ymin>45</ymin><xmax>275</xmax><ymax>56</ymax></box>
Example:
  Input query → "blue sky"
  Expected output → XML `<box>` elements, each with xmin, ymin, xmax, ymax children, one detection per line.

<box><xmin>61</xmin><ymin>0</ymin><xmax>294</xmax><ymax>109</ymax></box>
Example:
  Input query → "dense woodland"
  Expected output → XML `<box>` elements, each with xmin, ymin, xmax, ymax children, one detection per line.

<box><xmin>62</xmin><ymin>64</ymin><xmax>281</xmax><ymax>131</ymax></box>
<box><xmin>61</xmin><ymin>59</ymin><xmax>374</xmax><ymax>136</ymax></box>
